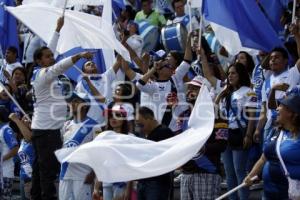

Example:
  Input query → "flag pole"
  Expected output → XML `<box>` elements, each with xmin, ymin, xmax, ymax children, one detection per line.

<box><xmin>0</xmin><ymin>82</ymin><xmax>31</xmax><ymax>122</ymax></box>
<box><xmin>293</xmin><ymin>0</ymin><xmax>297</xmax><ymax>23</ymax></box>
<box><xmin>62</xmin><ymin>0</ymin><xmax>68</xmax><ymax>17</ymax></box>
<box><xmin>215</xmin><ymin>176</ymin><xmax>258</xmax><ymax>200</ymax></box>
<box><xmin>0</xmin><ymin>44</ymin><xmax>7</xmax><ymax>82</ymax></box>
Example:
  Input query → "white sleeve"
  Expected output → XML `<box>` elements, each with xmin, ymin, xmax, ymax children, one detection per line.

<box><xmin>136</xmin><ymin>80</ymin><xmax>157</xmax><ymax>94</ymax></box>
<box><xmin>38</xmin><ymin>57</ymin><xmax>74</xmax><ymax>84</ymax></box>
<box><xmin>173</xmin><ymin>61</ymin><xmax>190</xmax><ymax>84</ymax></box>
<box><xmin>47</xmin><ymin>31</ymin><xmax>60</xmax><ymax>54</ymax></box>
<box><xmin>104</xmin><ymin>67</ymin><xmax>117</xmax><ymax>83</ymax></box>
<box><xmin>287</xmin><ymin>65</ymin><xmax>300</xmax><ymax>89</ymax></box>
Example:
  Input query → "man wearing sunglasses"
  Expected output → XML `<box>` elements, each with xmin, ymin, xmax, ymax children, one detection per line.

<box><xmin>136</xmin><ymin>40</ymin><xmax>192</xmax><ymax>134</ymax></box>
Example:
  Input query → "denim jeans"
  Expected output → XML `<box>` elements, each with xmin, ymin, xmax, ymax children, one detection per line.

<box><xmin>102</xmin><ymin>183</ymin><xmax>126</xmax><ymax>200</ymax></box>
<box><xmin>137</xmin><ymin>179</ymin><xmax>171</xmax><ymax>200</ymax></box>
<box><xmin>31</xmin><ymin>130</ymin><xmax>62</xmax><ymax>200</ymax></box>
<box><xmin>222</xmin><ymin>147</ymin><xmax>249</xmax><ymax>200</ymax></box>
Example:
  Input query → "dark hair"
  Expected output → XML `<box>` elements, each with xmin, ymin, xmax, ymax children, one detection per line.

<box><xmin>271</xmin><ymin>47</ymin><xmax>289</xmax><ymax>60</ymax></box>
<box><xmin>291</xmin><ymin>114</ymin><xmax>300</xmax><ymax>133</ymax></box>
<box><xmin>106</xmin><ymin>106</ymin><xmax>130</xmax><ymax>134</ymax></box>
<box><xmin>115</xmin><ymin>83</ymin><xmax>134</xmax><ymax>104</ymax></box>
<box><xmin>171</xmin><ymin>0</ymin><xmax>184</xmax><ymax>9</ymax></box>
<box><xmin>141</xmin><ymin>0</ymin><xmax>150</xmax><ymax>3</ymax></box>
<box><xmin>33</xmin><ymin>46</ymin><xmax>50</xmax><ymax>62</ymax></box>
<box><xmin>169</xmin><ymin>51</ymin><xmax>183</xmax><ymax>66</ymax></box>
<box><xmin>138</xmin><ymin>106</ymin><xmax>155</xmax><ymax>120</ymax></box>
<box><xmin>12</xmin><ymin>67</ymin><xmax>26</xmax><ymax>77</ymax></box>
<box><xmin>0</xmin><ymin>106</ymin><xmax>10</xmax><ymax>123</ymax></box>
<box><xmin>235</xmin><ymin>51</ymin><xmax>255</xmax><ymax>75</ymax></box>
<box><xmin>7</xmin><ymin>46</ymin><xmax>18</xmax><ymax>58</ymax></box>
<box><xmin>217</xmin><ymin>63</ymin><xmax>251</xmax><ymax>104</ymax></box>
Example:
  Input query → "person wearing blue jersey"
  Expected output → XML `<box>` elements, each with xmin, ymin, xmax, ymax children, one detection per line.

<box><xmin>0</xmin><ymin>106</ymin><xmax>19</xmax><ymax>200</ymax></box>
<box><xmin>245</xmin><ymin>94</ymin><xmax>300</xmax><ymax>199</ymax></box>
<box><xmin>59</xmin><ymin>91</ymin><xmax>101</xmax><ymax>200</ymax></box>
<box><xmin>9</xmin><ymin>113</ymin><xmax>34</xmax><ymax>200</ymax></box>
<box><xmin>215</xmin><ymin>63</ymin><xmax>257</xmax><ymax>200</ymax></box>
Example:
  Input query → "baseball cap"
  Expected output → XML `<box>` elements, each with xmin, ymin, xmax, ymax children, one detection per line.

<box><xmin>278</xmin><ymin>94</ymin><xmax>300</xmax><ymax>115</ymax></box>
<box><xmin>111</xmin><ymin>103</ymin><xmax>134</xmax><ymax>121</ymax></box>
<box><xmin>149</xmin><ymin>49</ymin><xmax>167</xmax><ymax>62</ymax></box>
<box><xmin>186</xmin><ymin>76</ymin><xmax>203</xmax><ymax>87</ymax></box>
<box><xmin>65</xmin><ymin>91</ymin><xmax>90</xmax><ymax>103</ymax></box>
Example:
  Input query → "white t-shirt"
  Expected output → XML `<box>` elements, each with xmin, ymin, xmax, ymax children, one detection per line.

<box><xmin>287</xmin><ymin>65</ymin><xmax>300</xmax><ymax>89</ymax></box>
<box><xmin>75</xmin><ymin>68</ymin><xmax>117</xmax><ymax>123</ymax></box>
<box><xmin>0</xmin><ymin>124</ymin><xmax>18</xmax><ymax>178</ymax></box>
<box><xmin>262</xmin><ymin>70</ymin><xmax>289</xmax><ymax>123</ymax></box>
<box><xmin>60</xmin><ymin>117</ymin><xmax>101</xmax><ymax>181</ymax></box>
<box><xmin>1</xmin><ymin>60</ymin><xmax>23</xmax><ymax>76</ymax></box>
<box><xmin>136</xmin><ymin>61</ymin><xmax>190</xmax><ymax>125</ymax></box>
<box><xmin>220</xmin><ymin>86</ymin><xmax>258</xmax><ymax>129</ymax></box>
<box><xmin>31</xmin><ymin>57</ymin><xmax>74</xmax><ymax>130</ymax></box>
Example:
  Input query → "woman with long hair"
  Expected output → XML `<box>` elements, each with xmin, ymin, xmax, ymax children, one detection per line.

<box><xmin>93</xmin><ymin>103</ymin><xmax>135</xmax><ymax>200</ymax></box>
<box><xmin>215</xmin><ymin>63</ymin><xmax>257</xmax><ymax>200</ymax></box>
<box><xmin>235</xmin><ymin>51</ymin><xmax>255</xmax><ymax>77</ymax></box>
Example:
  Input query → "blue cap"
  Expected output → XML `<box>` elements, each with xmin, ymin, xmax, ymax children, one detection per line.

<box><xmin>149</xmin><ymin>49</ymin><xmax>167</xmax><ymax>61</ymax></box>
<box><xmin>65</xmin><ymin>91</ymin><xmax>90</xmax><ymax>103</ymax></box>
<box><xmin>278</xmin><ymin>94</ymin><xmax>300</xmax><ymax>115</ymax></box>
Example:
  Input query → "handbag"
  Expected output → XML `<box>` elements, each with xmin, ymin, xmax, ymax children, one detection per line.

<box><xmin>276</xmin><ymin>131</ymin><xmax>300</xmax><ymax>200</ymax></box>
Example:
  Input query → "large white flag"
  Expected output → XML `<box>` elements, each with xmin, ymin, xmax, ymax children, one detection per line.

<box><xmin>56</xmin><ymin>86</ymin><xmax>215</xmax><ymax>183</ymax></box>
<box><xmin>6</xmin><ymin>4</ymin><xmax>130</xmax><ymax>61</ymax></box>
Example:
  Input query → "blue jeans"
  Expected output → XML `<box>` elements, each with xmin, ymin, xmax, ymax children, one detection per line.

<box><xmin>102</xmin><ymin>183</ymin><xmax>126</xmax><ymax>200</ymax></box>
<box><xmin>222</xmin><ymin>147</ymin><xmax>249</xmax><ymax>200</ymax></box>
<box><xmin>137</xmin><ymin>180</ymin><xmax>171</xmax><ymax>200</ymax></box>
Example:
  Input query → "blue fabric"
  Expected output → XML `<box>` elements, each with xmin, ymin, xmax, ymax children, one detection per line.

<box><xmin>222</xmin><ymin>147</ymin><xmax>249</xmax><ymax>200</ymax></box>
<box><xmin>0</xmin><ymin>0</ymin><xmax>19</xmax><ymax>56</ymax></box>
<box><xmin>202</xmin><ymin>0</ymin><xmax>284</xmax><ymax>52</ymax></box>
<box><xmin>18</xmin><ymin>140</ymin><xmax>35</xmax><ymax>181</ymax></box>
<box><xmin>262</xmin><ymin>129</ymin><xmax>289</xmax><ymax>199</ymax></box>
<box><xmin>258</xmin><ymin>0</ymin><xmax>290</xmax><ymax>33</ymax></box>
<box><xmin>192</xmin><ymin>154</ymin><xmax>217</xmax><ymax>173</ymax></box>
<box><xmin>2</xmin><ymin>125</ymin><xmax>18</xmax><ymax>149</ymax></box>
<box><xmin>56</xmin><ymin>47</ymin><xmax>106</xmax><ymax>82</ymax></box>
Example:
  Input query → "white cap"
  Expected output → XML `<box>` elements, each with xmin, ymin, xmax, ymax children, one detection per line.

<box><xmin>111</xmin><ymin>103</ymin><xmax>134</xmax><ymax>121</ymax></box>
<box><xmin>186</xmin><ymin>76</ymin><xmax>203</xmax><ymax>87</ymax></box>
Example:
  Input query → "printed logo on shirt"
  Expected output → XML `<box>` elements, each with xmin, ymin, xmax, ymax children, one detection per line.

<box><xmin>65</xmin><ymin>140</ymin><xmax>80</xmax><ymax>147</ymax></box>
<box><xmin>18</xmin><ymin>151</ymin><xmax>30</xmax><ymax>164</ymax></box>
<box><xmin>159</xmin><ymin>86</ymin><xmax>165</xmax><ymax>91</ymax></box>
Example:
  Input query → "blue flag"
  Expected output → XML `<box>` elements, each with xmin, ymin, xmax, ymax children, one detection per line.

<box><xmin>0</xmin><ymin>0</ymin><xmax>19</xmax><ymax>55</ymax></box>
<box><xmin>258</xmin><ymin>0</ymin><xmax>291</xmax><ymax>33</ymax></box>
<box><xmin>56</xmin><ymin>47</ymin><xmax>106</xmax><ymax>82</ymax></box>
<box><xmin>202</xmin><ymin>0</ymin><xmax>284</xmax><ymax>52</ymax></box>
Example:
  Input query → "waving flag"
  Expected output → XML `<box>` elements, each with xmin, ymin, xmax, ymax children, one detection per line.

<box><xmin>56</xmin><ymin>47</ymin><xmax>106</xmax><ymax>81</ymax></box>
<box><xmin>0</xmin><ymin>0</ymin><xmax>19</xmax><ymax>54</ymax></box>
<box><xmin>56</xmin><ymin>86</ymin><xmax>215</xmax><ymax>183</ymax></box>
<box><xmin>202</xmin><ymin>0</ymin><xmax>284</xmax><ymax>55</ymax></box>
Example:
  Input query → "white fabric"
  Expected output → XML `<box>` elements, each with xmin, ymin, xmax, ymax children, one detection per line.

<box><xmin>209</xmin><ymin>21</ymin><xmax>259</xmax><ymax>56</ymax></box>
<box><xmin>52</xmin><ymin>0</ymin><xmax>102</xmax><ymax>7</ymax></box>
<box><xmin>126</xmin><ymin>34</ymin><xmax>143</xmax><ymax>57</ymax></box>
<box><xmin>287</xmin><ymin>65</ymin><xmax>300</xmax><ymax>89</ymax></box>
<box><xmin>261</xmin><ymin>70</ymin><xmax>289</xmax><ymax>123</ymax></box>
<box><xmin>56</xmin><ymin>86</ymin><xmax>215</xmax><ymax>183</ymax></box>
<box><xmin>6</xmin><ymin>4</ymin><xmax>130</xmax><ymax>61</ymax></box>
<box><xmin>59</xmin><ymin>180</ymin><xmax>92</xmax><ymax>200</ymax></box>
<box><xmin>1</xmin><ymin>60</ymin><xmax>23</xmax><ymax>76</ymax></box>
<box><xmin>31</xmin><ymin>57</ymin><xmax>73</xmax><ymax>130</ymax></box>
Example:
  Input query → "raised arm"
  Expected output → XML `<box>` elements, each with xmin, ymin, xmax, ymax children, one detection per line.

<box><xmin>48</xmin><ymin>17</ymin><xmax>64</xmax><ymax>53</ymax></box>
<box><xmin>9</xmin><ymin>113</ymin><xmax>32</xmax><ymax>142</ymax></box>
<box><xmin>82</xmin><ymin>75</ymin><xmax>106</xmax><ymax>103</ymax></box>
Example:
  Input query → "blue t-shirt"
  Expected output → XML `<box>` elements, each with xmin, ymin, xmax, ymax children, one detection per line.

<box><xmin>262</xmin><ymin>129</ymin><xmax>289</xmax><ymax>199</ymax></box>
<box><xmin>18</xmin><ymin>140</ymin><xmax>35</xmax><ymax>181</ymax></box>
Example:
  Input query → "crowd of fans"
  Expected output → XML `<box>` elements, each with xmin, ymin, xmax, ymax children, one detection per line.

<box><xmin>0</xmin><ymin>0</ymin><xmax>300</xmax><ymax>200</ymax></box>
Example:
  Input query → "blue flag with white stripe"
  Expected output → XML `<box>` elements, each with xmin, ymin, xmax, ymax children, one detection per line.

<box><xmin>56</xmin><ymin>47</ymin><xmax>106</xmax><ymax>82</ymax></box>
<box><xmin>202</xmin><ymin>0</ymin><xmax>284</xmax><ymax>52</ymax></box>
